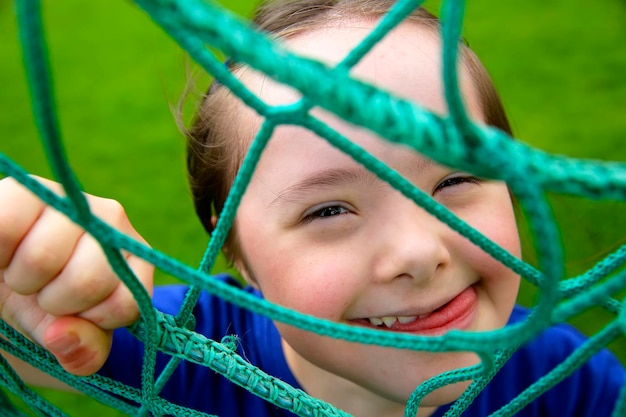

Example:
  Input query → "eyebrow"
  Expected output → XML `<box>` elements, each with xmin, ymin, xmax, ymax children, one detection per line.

<box><xmin>269</xmin><ymin>167</ymin><xmax>381</xmax><ymax>207</ymax></box>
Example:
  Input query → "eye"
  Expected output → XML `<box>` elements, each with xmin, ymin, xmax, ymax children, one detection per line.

<box><xmin>302</xmin><ymin>204</ymin><xmax>350</xmax><ymax>223</ymax></box>
<box><xmin>316</xmin><ymin>206</ymin><xmax>349</xmax><ymax>217</ymax></box>
<box><xmin>433</xmin><ymin>175</ymin><xmax>480</xmax><ymax>194</ymax></box>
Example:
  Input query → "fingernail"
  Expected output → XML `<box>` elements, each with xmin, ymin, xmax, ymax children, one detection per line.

<box><xmin>46</xmin><ymin>332</ymin><xmax>80</xmax><ymax>356</ymax></box>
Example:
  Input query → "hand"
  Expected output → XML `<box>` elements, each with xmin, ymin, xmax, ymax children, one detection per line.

<box><xmin>0</xmin><ymin>177</ymin><xmax>154</xmax><ymax>376</ymax></box>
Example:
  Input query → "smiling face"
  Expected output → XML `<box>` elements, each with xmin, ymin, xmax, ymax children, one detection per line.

<box><xmin>231</xmin><ymin>19</ymin><xmax>521</xmax><ymax>414</ymax></box>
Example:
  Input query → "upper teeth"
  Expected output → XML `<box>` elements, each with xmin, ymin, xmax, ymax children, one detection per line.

<box><xmin>368</xmin><ymin>315</ymin><xmax>421</xmax><ymax>328</ymax></box>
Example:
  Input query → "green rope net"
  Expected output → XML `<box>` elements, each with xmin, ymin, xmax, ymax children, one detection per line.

<box><xmin>1</xmin><ymin>0</ymin><xmax>625</xmax><ymax>416</ymax></box>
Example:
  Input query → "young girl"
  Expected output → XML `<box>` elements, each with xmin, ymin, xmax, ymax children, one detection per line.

<box><xmin>0</xmin><ymin>1</ymin><xmax>623</xmax><ymax>416</ymax></box>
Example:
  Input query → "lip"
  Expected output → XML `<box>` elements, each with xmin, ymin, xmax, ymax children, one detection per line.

<box><xmin>351</xmin><ymin>286</ymin><xmax>478</xmax><ymax>335</ymax></box>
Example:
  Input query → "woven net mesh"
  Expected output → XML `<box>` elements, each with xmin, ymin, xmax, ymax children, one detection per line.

<box><xmin>1</xmin><ymin>0</ymin><xmax>625</xmax><ymax>416</ymax></box>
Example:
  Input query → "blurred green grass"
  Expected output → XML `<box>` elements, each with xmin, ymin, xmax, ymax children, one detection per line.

<box><xmin>1</xmin><ymin>0</ymin><xmax>625</xmax><ymax>414</ymax></box>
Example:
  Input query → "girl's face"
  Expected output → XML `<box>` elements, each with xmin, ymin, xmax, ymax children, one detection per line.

<box><xmin>233</xmin><ymin>20</ymin><xmax>521</xmax><ymax>411</ymax></box>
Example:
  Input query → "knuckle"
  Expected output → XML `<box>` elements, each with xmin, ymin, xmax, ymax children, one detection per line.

<box><xmin>132</xmin><ymin>258</ymin><xmax>155</xmax><ymax>292</ymax></box>
<box><xmin>6</xmin><ymin>246</ymin><xmax>62</xmax><ymax>294</ymax></box>
<box><xmin>93</xmin><ymin>198</ymin><xmax>149</xmax><ymax>244</ymax></box>
<box><xmin>0</xmin><ymin>208</ymin><xmax>20</xmax><ymax>240</ymax></box>
<box><xmin>82</xmin><ymin>285</ymin><xmax>140</xmax><ymax>328</ymax></box>
<box><xmin>96</xmin><ymin>198</ymin><xmax>128</xmax><ymax>226</ymax></box>
<box><xmin>20</xmin><ymin>244</ymin><xmax>61</xmax><ymax>274</ymax></box>
<box><xmin>109</xmin><ymin>298</ymin><xmax>141</xmax><ymax>327</ymax></box>
<box><xmin>0</xmin><ymin>223</ymin><xmax>26</xmax><ymax>271</ymax></box>
<box><xmin>37</xmin><ymin>270</ymin><xmax>117</xmax><ymax>316</ymax></box>
<box><xmin>110</xmin><ymin>284</ymin><xmax>141</xmax><ymax>324</ymax></box>
<box><xmin>0</xmin><ymin>177</ymin><xmax>21</xmax><ymax>193</ymax></box>
<box><xmin>36</xmin><ymin>291</ymin><xmax>65</xmax><ymax>316</ymax></box>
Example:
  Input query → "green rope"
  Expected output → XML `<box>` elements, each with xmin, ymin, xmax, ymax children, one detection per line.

<box><xmin>1</xmin><ymin>0</ymin><xmax>624</xmax><ymax>416</ymax></box>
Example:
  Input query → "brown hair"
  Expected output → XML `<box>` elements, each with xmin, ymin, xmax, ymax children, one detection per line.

<box><xmin>186</xmin><ymin>0</ymin><xmax>512</xmax><ymax>264</ymax></box>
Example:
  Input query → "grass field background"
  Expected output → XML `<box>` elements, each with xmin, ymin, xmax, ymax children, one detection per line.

<box><xmin>1</xmin><ymin>0</ymin><xmax>625</xmax><ymax>415</ymax></box>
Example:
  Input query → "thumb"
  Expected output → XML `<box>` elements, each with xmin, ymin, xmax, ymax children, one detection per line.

<box><xmin>43</xmin><ymin>316</ymin><xmax>112</xmax><ymax>376</ymax></box>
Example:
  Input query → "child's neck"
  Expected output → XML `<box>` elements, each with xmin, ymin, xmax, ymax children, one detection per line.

<box><xmin>281</xmin><ymin>339</ymin><xmax>438</xmax><ymax>417</ymax></box>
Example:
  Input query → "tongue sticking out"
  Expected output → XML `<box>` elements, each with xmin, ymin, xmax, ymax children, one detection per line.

<box><xmin>362</xmin><ymin>286</ymin><xmax>478</xmax><ymax>335</ymax></box>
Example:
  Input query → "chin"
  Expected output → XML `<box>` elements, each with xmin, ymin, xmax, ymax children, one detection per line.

<box><xmin>410</xmin><ymin>379</ymin><xmax>473</xmax><ymax>409</ymax></box>
<box><xmin>350</xmin><ymin>349</ymin><xmax>481</xmax><ymax>407</ymax></box>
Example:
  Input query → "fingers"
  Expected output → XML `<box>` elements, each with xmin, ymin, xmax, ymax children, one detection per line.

<box><xmin>4</xmin><ymin>206</ymin><xmax>84</xmax><ymax>295</ymax></box>
<box><xmin>0</xmin><ymin>288</ymin><xmax>112</xmax><ymax>376</ymax></box>
<box><xmin>36</xmin><ymin>233</ymin><xmax>154</xmax><ymax>329</ymax></box>
<box><xmin>0</xmin><ymin>282</ymin><xmax>49</xmax><ymax>338</ymax></box>
<box><xmin>76</xmin><ymin>197</ymin><xmax>155</xmax><ymax>328</ymax></box>
<box><xmin>35</xmin><ymin>232</ymin><xmax>122</xmax><ymax>317</ymax></box>
<box><xmin>0</xmin><ymin>177</ymin><xmax>48</xmax><ymax>269</ymax></box>
<box><xmin>2</xmin><ymin>181</ymin><xmax>152</xmax><ymax>330</ymax></box>
<box><xmin>79</xmin><ymin>254</ymin><xmax>154</xmax><ymax>329</ymax></box>
<box><xmin>43</xmin><ymin>316</ymin><xmax>112</xmax><ymax>376</ymax></box>
<box><xmin>0</xmin><ymin>176</ymin><xmax>155</xmax><ymax>376</ymax></box>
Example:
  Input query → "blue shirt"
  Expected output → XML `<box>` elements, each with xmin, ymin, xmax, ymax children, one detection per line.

<box><xmin>100</xmin><ymin>275</ymin><xmax>625</xmax><ymax>416</ymax></box>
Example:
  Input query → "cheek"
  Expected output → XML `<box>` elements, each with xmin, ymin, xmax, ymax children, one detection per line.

<box><xmin>463</xmin><ymin>192</ymin><xmax>522</xmax><ymax>265</ymax></box>
<box><xmin>457</xmin><ymin>195</ymin><xmax>521</xmax><ymax>308</ymax></box>
<box><xmin>239</xmin><ymin>227</ymin><xmax>357</xmax><ymax>320</ymax></box>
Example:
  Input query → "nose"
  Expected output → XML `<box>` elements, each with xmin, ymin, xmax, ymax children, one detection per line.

<box><xmin>371</xmin><ymin>196</ymin><xmax>451</xmax><ymax>286</ymax></box>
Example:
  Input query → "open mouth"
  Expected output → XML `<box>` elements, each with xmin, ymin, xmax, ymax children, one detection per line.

<box><xmin>351</xmin><ymin>286</ymin><xmax>478</xmax><ymax>335</ymax></box>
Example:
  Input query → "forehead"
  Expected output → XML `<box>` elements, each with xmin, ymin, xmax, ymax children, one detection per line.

<box><xmin>224</xmin><ymin>18</ymin><xmax>485</xmax><ymax>194</ymax></box>
<box><xmin>223</xmin><ymin>18</ymin><xmax>485</xmax><ymax>191</ymax></box>
<box><xmin>236</xmin><ymin>18</ymin><xmax>482</xmax><ymax>119</ymax></box>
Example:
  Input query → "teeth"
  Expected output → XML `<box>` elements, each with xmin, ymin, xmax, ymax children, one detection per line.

<box><xmin>368</xmin><ymin>317</ymin><xmax>384</xmax><ymax>326</ymax></box>
<box><xmin>367</xmin><ymin>315</ymin><xmax>425</xmax><ymax>327</ymax></box>
<box><xmin>397</xmin><ymin>315</ymin><xmax>418</xmax><ymax>324</ymax></box>
<box><xmin>381</xmin><ymin>316</ymin><xmax>397</xmax><ymax>328</ymax></box>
